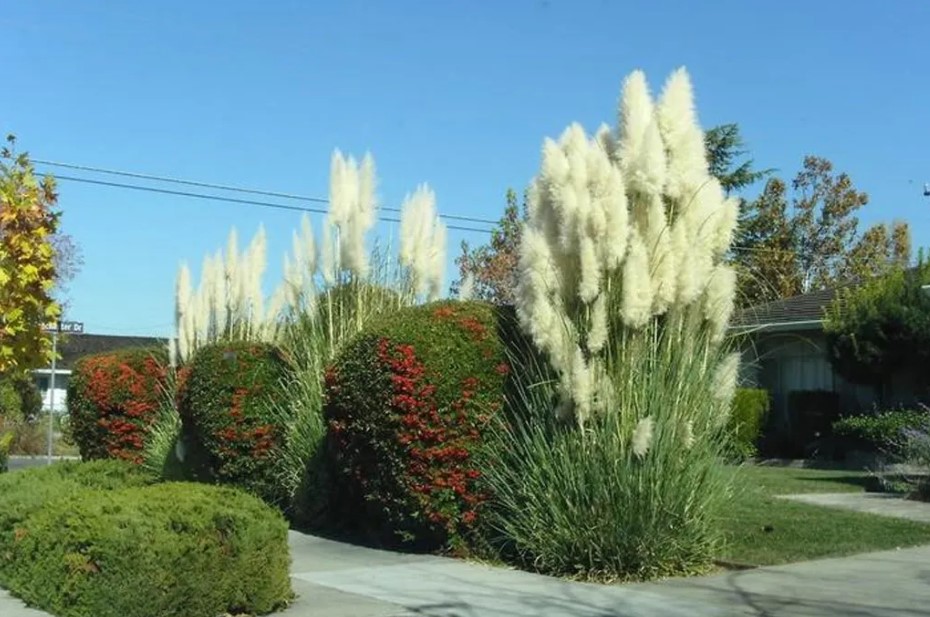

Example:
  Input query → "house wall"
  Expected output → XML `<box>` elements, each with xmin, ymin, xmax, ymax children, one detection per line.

<box><xmin>32</xmin><ymin>369</ymin><xmax>70</xmax><ymax>415</ymax></box>
<box><xmin>740</xmin><ymin>329</ymin><xmax>878</xmax><ymax>424</ymax></box>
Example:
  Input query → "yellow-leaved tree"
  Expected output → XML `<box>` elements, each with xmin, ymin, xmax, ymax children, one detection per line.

<box><xmin>0</xmin><ymin>134</ymin><xmax>60</xmax><ymax>374</ymax></box>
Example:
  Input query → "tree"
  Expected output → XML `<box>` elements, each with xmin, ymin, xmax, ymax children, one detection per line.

<box><xmin>734</xmin><ymin>156</ymin><xmax>910</xmax><ymax>306</ymax></box>
<box><xmin>50</xmin><ymin>231</ymin><xmax>83</xmax><ymax>308</ymax></box>
<box><xmin>704</xmin><ymin>124</ymin><xmax>770</xmax><ymax>194</ymax></box>
<box><xmin>824</xmin><ymin>258</ymin><xmax>930</xmax><ymax>400</ymax></box>
<box><xmin>451</xmin><ymin>188</ymin><xmax>524</xmax><ymax>304</ymax></box>
<box><xmin>0</xmin><ymin>135</ymin><xmax>60</xmax><ymax>374</ymax></box>
<box><xmin>454</xmin><ymin>124</ymin><xmax>765</xmax><ymax>304</ymax></box>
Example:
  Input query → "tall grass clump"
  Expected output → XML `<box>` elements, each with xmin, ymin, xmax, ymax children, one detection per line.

<box><xmin>149</xmin><ymin>151</ymin><xmax>449</xmax><ymax>517</ymax></box>
<box><xmin>485</xmin><ymin>68</ymin><xmax>739</xmax><ymax>580</ymax></box>
<box><xmin>264</xmin><ymin>152</ymin><xmax>448</xmax><ymax>520</ymax></box>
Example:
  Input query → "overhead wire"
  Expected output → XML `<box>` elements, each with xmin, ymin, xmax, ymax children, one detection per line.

<box><xmin>33</xmin><ymin>158</ymin><xmax>499</xmax><ymax>226</ymax></box>
<box><xmin>38</xmin><ymin>172</ymin><xmax>495</xmax><ymax>235</ymax></box>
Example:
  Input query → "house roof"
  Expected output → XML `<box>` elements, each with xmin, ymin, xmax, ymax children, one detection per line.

<box><xmin>39</xmin><ymin>334</ymin><xmax>167</xmax><ymax>371</ymax></box>
<box><xmin>733</xmin><ymin>287</ymin><xmax>839</xmax><ymax>329</ymax></box>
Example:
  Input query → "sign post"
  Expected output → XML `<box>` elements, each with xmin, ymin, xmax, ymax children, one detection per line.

<box><xmin>43</xmin><ymin>320</ymin><xmax>83</xmax><ymax>465</ymax></box>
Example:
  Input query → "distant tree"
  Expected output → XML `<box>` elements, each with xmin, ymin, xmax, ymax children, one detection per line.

<box><xmin>824</xmin><ymin>257</ymin><xmax>930</xmax><ymax>398</ymax></box>
<box><xmin>0</xmin><ymin>135</ymin><xmax>60</xmax><ymax>374</ymax></box>
<box><xmin>704</xmin><ymin>124</ymin><xmax>771</xmax><ymax>194</ymax></box>
<box><xmin>451</xmin><ymin>188</ymin><xmax>524</xmax><ymax>305</ymax></box>
<box><xmin>50</xmin><ymin>231</ymin><xmax>83</xmax><ymax>308</ymax></box>
<box><xmin>734</xmin><ymin>156</ymin><xmax>910</xmax><ymax>306</ymax></box>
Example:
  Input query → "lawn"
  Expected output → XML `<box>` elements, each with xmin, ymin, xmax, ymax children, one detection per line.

<box><xmin>721</xmin><ymin>465</ymin><xmax>930</xmax><ymax>566</ymax></box>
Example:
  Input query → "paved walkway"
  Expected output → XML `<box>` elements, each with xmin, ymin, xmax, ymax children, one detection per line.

<box><xmin>780</xmin><ymin>492</ymin><xmax>930</xmax><ymax>523</ymax></box>
<box><xmin>4</xmin><ymin>529</ymin><xmax>930</xmax><ymax>616</ymax></box>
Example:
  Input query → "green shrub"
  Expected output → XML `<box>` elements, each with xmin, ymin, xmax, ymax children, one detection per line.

<box><xmin>324</xmin><ymin>300</ymin><xmax>509</xmax><ymax>553</ymax></box>
<box><xmin>0</xmin><ymin>460</ymin><xmax>153</xmax><ymax>554</ymax></box>
<box><xmin>178</xmin><ymin>341</ymin><xmax>293</xmax><ymax>506</ymax></box>
<box><xmin>0</xmin><ymin>431</ymin><xmax>10</xmax><ymax>472</ymax></box>
<box><xmin>0</xmin><ymin>373</ymin><xmax>42</xmax><ymax>420</ymax></box>
<box><xmin>1</xmin><ymin>482</ymin><xmax>292</xmax><ymax>617</ymax></box>
<box><xmin>67</xmin><ymin>347</ymin><xmax>169</xmax><ymax>463</ymax></box>
<box><xmin>728</xmin><ymin>389</ymin><xmax>770</xmax><ymax>459</ymax></box>
<box><xmin>833</xmin><ymin>408</ymin><xmax>929</xmax><ymax>453</ymax></box>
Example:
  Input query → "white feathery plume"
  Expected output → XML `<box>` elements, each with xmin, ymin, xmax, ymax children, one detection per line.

<box><xmin>617</xmin><ymin>71</ymin><xmax>666</xmax><ymax>196</ymax></box>
<box><xmin>570</xmin><ymin>346</ymin><xmax>592</xmax><ymax>424</ymax></box>
<box><xmin>703</xmin><ymin>264</ymin><xmax>737</xmax><ymax>342</ymax></box>
<box><xmin>587</xmin><ymin>293</ymin><xmax>608</xmax><ymax>354</ymax></box>
<box><xmin>212</xmin><ymin>251</ymin><xmax>227</xmax><ymax>337</ymax></box>
<box><xmin>297</xmin><ymin>213</ymin><xmax>317</xmax><ymax>279</ymax></box>
<box><xmin>399</xmin><ymin>184</ymin><xmax>446</xmax><ymax>300</ymax></box>
<box><xmin>320</xmin><ymin>223</ymin><xmax>338</xmax><ymax>286</ymax></box>
<box><xmin>621</xmin><ymin>230</ymin><xmax>653</xmax><ymax>328</ymax></box>
<box><xmin>656</xmin><ymin>67</ymin><xmax>707</xmax><ymax>201</ymax></box>
<box><xmin>225</xmin><ymin>228</ymin><xmax>240</xmax><ymax>317</ymax></box>
<box><xmin>632</xmin><ymin>417</ymin><xmax>654</xmax><ymax>458</ymax></box>
<box><xmin>682</xmin><ymin>420</ymin><xmax>695</xmax><ymax>450</ymax></box>
<box><xmin>458</xmin><ymin>273</ymin><xmax>475</xmax><ymax>301</ymax></box>
<box><xmin>712</xmin><ymin>352</ymin><xmax>741</xmax><ymax>410</ymax></box>
<box><xmin>175</xmin><ymin>262</ymin><xmax>193</xmax><ymax>362</ymax></box>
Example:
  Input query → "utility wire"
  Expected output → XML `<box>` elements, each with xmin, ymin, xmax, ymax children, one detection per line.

<box><xmin>41</xmin><ymin>173</ymin><xmax>495</xmax><ymax>235</ymax></box>
<box><xmin>34</xmin><ymin>158</ymin><xmax>499</xmax><ymax>226</ymax></box>
<box><xmin>33</xmin><ymin>160</ymin><xmax>801</xmax><ymax>254</ymax></box>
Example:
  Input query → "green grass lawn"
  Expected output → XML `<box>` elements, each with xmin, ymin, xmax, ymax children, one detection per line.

<box><xmin>720</xmin><ymin>466</ymin><xmax>930</xmax><ymax>566</ymax></box>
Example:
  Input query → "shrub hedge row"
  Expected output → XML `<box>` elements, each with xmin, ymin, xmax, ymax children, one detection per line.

<box><xmin>67</xmin><ymin>347</ymin><xmax>169</xmax><ymax>463</ymax></box>
<box><xmin>324</xmin><ymin>301</ymin><xmax>509</xmax><ymax>553</ymax></box>
<box><xmin>833</xmin><ymin>408</ymin><xmax>930</xmax><ymax>453</ymax></box>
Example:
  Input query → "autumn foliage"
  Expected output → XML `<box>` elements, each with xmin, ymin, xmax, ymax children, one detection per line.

<box><xmin>0</xmin><ymin>136</ymin><xmax>60</xmax><ymax>374</ymax></box>
<box><xmin>324</xmin><ymin>301</ymin><xmax>509</xmax><ymax>552</ymax></box>
<box><xmin>67</xmin><ymin>348</ymin><xmax>169</xmax><ymax>463</ymax></box>
<box><xmin>178</xmin><ymin>341</ymin><xmax>292</xmax><ymax>505</ymax></box>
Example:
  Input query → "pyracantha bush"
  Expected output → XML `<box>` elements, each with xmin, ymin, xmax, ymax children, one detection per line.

<box><xmin>324</xmin><ymin>300</ymin><xmax>510</xmax><ymax>553</ymax></box>
<box><xmin>178</xmin><ymin>341</ymin><xmax>293</xmax><ymax>506</ymax></box>
<box><xmin>67</xmin><ymin>347</ymin><xmax>169</xmax><ymax>464</ymax></box>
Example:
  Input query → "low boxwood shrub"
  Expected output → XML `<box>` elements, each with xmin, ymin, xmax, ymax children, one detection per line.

<box><xmin>178</xmin><ymin>341</ymin><xmax>293</xmax><ymax>506</ymax></box>
<box><xmin>833</xmin><ymin>408</ymin><xmax>930</xmax><ymax>454</ymax></box>
<box><xmin>0</xmin><ymin>460</ymin><xmax>153</xmax><ymax>556</ymax></box>
<box><xmin>67</xmin><ymin>347</ymin><xmax>169</xmax><ymax>463</ymax></box>
<box><xmin>324</xmin><ymin>300</ymin><xmax>509</xmax><ymax>553</ymax></box>
<box><xmin>1</xmin><ymin>482</ymin><xmax>292</xmax><ymax>617</ymax></box>
<box><xmin>727</xmin><ymin>388</ymin><xmax>770</xmax><ymax>459</ymax></box>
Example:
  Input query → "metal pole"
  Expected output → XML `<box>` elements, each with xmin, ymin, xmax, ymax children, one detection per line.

<box><xmin>47</xmin><ymin>329</ymin><xmax>57</xmax><ymax>465</ymax></box>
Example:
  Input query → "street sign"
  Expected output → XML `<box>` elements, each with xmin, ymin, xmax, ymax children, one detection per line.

<box><xmin>42</xmin><ymin>320</ymin><xmax>84</xmax><ymax>334</ymax></box>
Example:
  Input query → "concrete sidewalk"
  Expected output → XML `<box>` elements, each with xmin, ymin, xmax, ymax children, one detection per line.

<box><xmin>4</xmin><ymin>530</ymin><xmax>930</xmax><ymax>616</ymax></box>
<box><xmin>286</xmin><ymin>532</ymin><xmax>930</xmax><ymax>617</ymax></box>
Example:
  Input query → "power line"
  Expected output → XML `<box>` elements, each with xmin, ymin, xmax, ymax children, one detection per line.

<box><xmin>41</xmin><ymin>173</ymin><xmax>495</xmax><ymax>235</ymax></box>
<box><xmin>34</xmin><ymin>158</ymin><xmax>499</xmax><ymax>226</ymax></box>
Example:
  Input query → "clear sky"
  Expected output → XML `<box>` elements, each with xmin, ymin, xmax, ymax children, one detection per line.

<box><xmin>3</xmin><ymin>1</ymin><xmax>928</xmax><ymax>337</ymax></box>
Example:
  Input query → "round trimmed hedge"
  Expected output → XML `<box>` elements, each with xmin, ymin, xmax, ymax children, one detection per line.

<box><xmin>1</xmin><ymin>482</ymin><xmax>292</xmax><ymax>617</ymax></box>
<box><xmin>67</xmin><ymin>348</ymin><xmax>169</xmax><ymax>463</ymax></box>
<box><xmin>178</xmin><ymin>341</ymin><xmax>292</xmax><ymax>505</ymax></box>
<box><xmin>324</xmin><ymin>300</ymin><xmax>510</xmax><ymax>553</ymax></box>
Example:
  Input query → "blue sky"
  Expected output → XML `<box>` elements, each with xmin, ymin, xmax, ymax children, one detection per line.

<box><xmin>3</xmin><ymin>1</ymin><xmax>929</xmax><ymax>337</ymax></box>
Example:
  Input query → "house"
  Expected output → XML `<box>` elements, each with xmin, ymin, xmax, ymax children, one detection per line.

<box><xmin>33</xmin><ymin>334</ymin><xmax>166</xmax><ymax>414</ymax></box>
<box><xmin>732</xmin><ymin>288</ymin><xmax>879</xmax><ymax>426</ymax></box>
